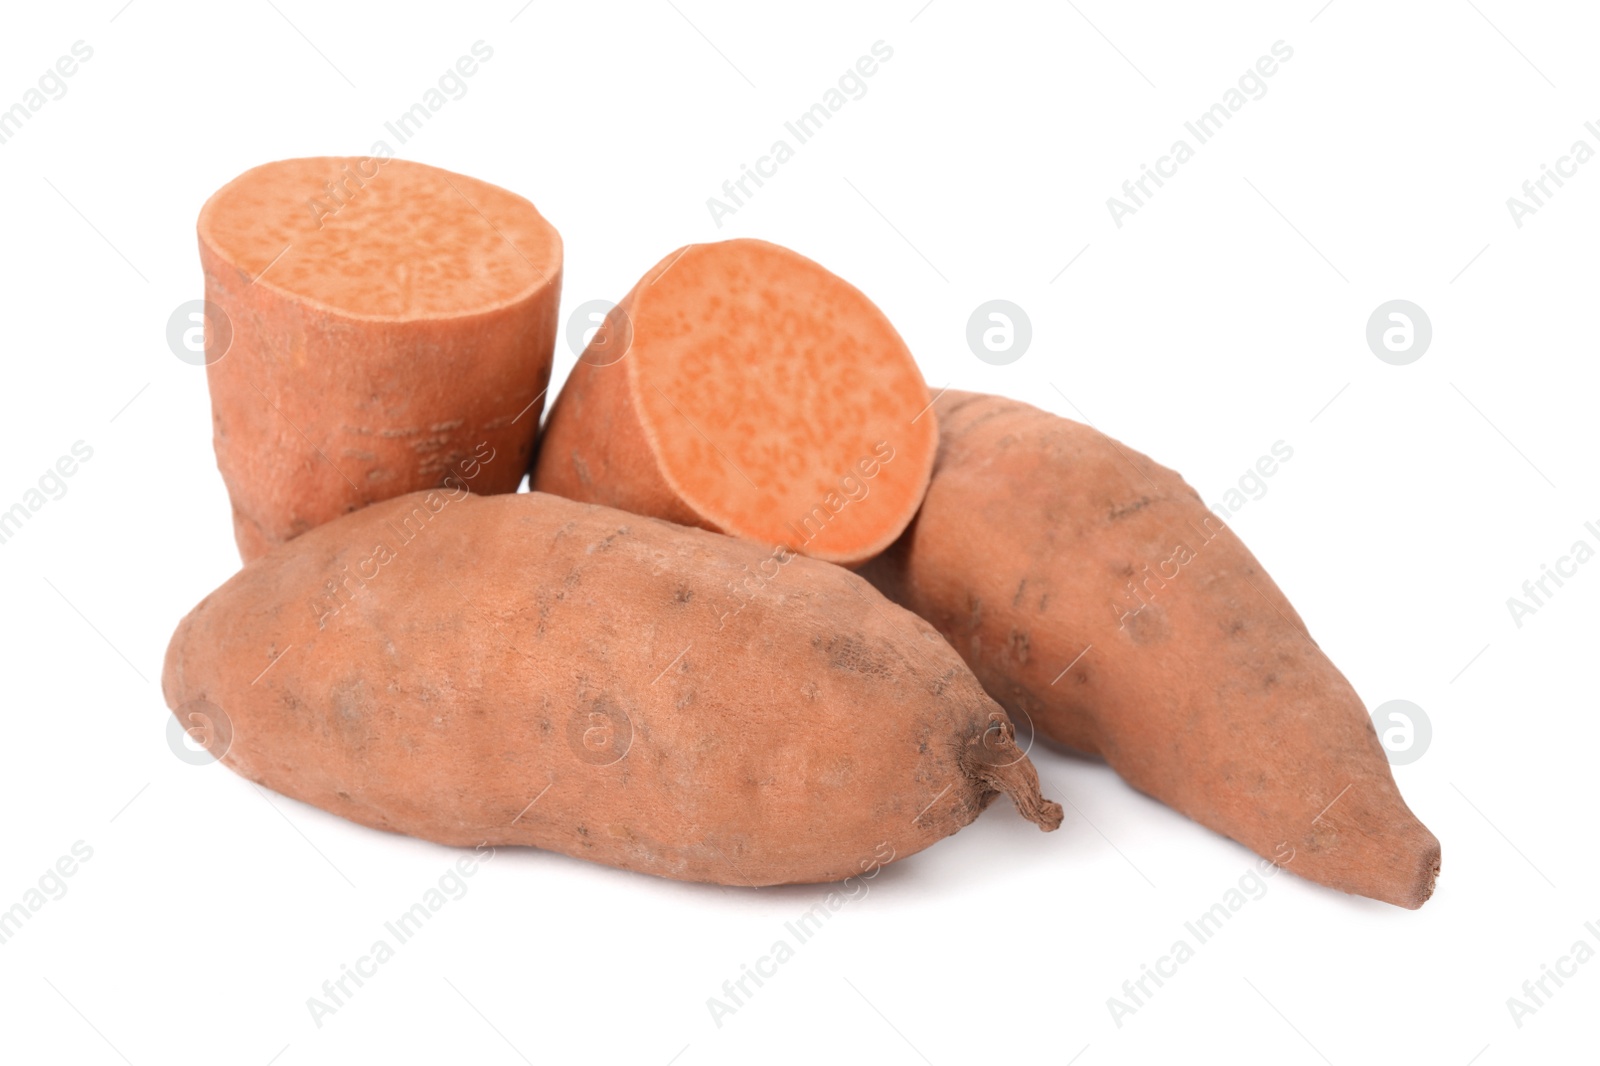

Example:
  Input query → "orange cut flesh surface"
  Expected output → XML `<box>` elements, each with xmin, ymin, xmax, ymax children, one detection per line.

<box><xmin>198</xmin><ymin>157</ymin><xmax>559</xmax><ymax>319</ymax></box>
<box><xmin>627</xmin><ymin>240</ymin><xmax>935</xmax><ymax>563</ymax></box>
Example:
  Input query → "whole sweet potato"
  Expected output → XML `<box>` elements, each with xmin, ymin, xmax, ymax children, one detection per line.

<box><xmin>163</xmin><ymin>489</ymin><xmax>1061</xmax><ymax>884</ymax></box>
<box><xmin>860</xmin><ymin>391</ymin><xmax>1440</xmax><ymax>908</ymax></box>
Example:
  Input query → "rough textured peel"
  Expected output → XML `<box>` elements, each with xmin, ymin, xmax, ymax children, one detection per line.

<box><xmin>162</xmin><ymin>490</ymin><xmax>1060</xmax><ymax>885</ymax></box>
<box><xmin>859</xmin><ymin>391</ymin><xmax>1440</xmax><ymax>908</ymax></box>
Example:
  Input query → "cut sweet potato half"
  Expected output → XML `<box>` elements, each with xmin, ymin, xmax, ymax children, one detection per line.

<box><xmin>532</xmin><ymin>239</ymin><xmax>935</xmax><ymax>566</ymax></box>
<box><xmin>198</xmin><ymin>156</ymin><xmax>562</xmax><ymax>561</ymax></box>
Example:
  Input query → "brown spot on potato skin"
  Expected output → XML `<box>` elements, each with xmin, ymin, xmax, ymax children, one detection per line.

<box><xmin>1109</xmin><ymin>496</ymin><xmax>1152</xmax><ymax>520</ymax></box>
<box><xmin>817</xmin><ymin>634</ymin><xmax>895</xmax><ymax>678</ymax></box>
<box><xmin>1121</xmin><ymin>604</ymin><xmax>1172</xmax><ymax>646</ymax></box>
<box><xmin>163</xmin><ymin>491</ymin><xmax>1061</xmax><ymax>887</ymax></box>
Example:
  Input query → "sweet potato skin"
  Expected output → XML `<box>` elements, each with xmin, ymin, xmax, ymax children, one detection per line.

<box><xmin>162</xmin><ymin>490</ymin><xmax>1059</xmax><ymax>885</ymax></box>
<box><xmin>526</xmin><ymin>271</ymin><xmax>701</xmax><ymax>530</ymax></box>
<box><xmin>860</xmin><ymin>392</ymin><xmax>1440</xmax><ymax>908</ymax></box>
<box><xmin>198</xmin><ymin>158</ymin><xmax>562</xmax><ymax>561</ymax></box>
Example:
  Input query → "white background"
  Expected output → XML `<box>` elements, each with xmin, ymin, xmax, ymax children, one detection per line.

<box><xmin>1</xmin><ymin>1</ymin><xmax>1595</xmax><ymax>1063</ymax></box>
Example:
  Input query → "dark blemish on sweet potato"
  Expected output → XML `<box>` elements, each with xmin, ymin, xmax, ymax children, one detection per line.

<box><xmin>334</xmin><ymin>687</ymin><xmax>364</xmax><ymax>724</ymax></box>
<box><xmin>1123</xmin><ymin>605</ymin><xmax>1171</xmax><ymax>646</ymax></box>
<box><xmin>822</xmin><ymin>634</ymin><xmax>892</xmax><ymax>678</ymax></box>
<box><xmin>1110</xmin><ymin>496</ymin><xmax>1153</xmax><ymax>520</ymax></box>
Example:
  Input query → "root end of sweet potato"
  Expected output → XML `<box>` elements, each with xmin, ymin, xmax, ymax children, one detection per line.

<box><xmin>1408</xmin><ymin>840</ymin><xmax>1443</xmax><ymax>910</ymax></box>
<box><xmin>966</xmin><ymin>732</ymin><xmax>1064</xmax><ymax>832</ymax></box>
<box><xmin>1368</xmin><ymin>818</ymin><xmax>1442</xmax><ymax>910</ymax></box>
